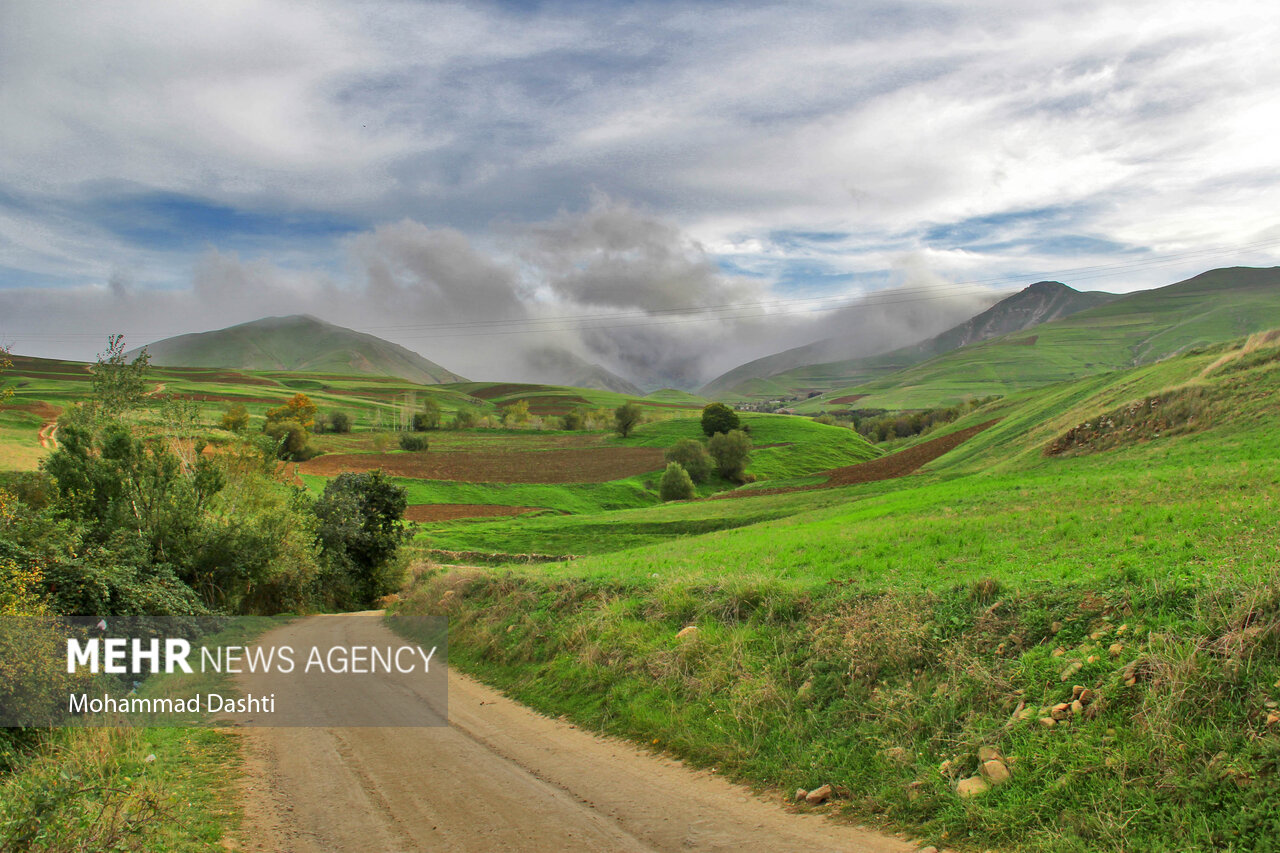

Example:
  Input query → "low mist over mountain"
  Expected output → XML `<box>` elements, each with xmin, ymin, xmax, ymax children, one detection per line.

<box><xmin>703</xmin><ymin>280</ymin><xmax>1118</xmax><ymax>397</ymax></box>
<box><xmin>132</xmin><ymin>315</ymin><xmax>466</xmax><ymax>385</ymax></box>
<box><xmin>517</xmin><ymin>347</ymin><xmax>645</xmax><ymax>395</ymax></box>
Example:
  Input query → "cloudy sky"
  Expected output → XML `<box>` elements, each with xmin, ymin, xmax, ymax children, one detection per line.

<box><xmin>2</xmin><ymin>0</ymin><xmax>1279</xmax><ymax>386</ymax></box>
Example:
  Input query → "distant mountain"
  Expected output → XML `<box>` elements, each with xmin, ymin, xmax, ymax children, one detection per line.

<box><xmin>794</xmin><ymin>266</ymin><xmax>1280</xmax><ymax>411</ymax></box>
<box><xmin>519</xmin><ymin>346</ymin><xmax>645</xmax><ymax>395</ymax></box>
<box><xmin>702</xmin><ymin>280</ymin><xmax>1118</xmax><ymax>398</ymax></box>
<box><xmin>132</xmin><ymin>315</ymin><xmax>465</xmax><ymax>384</ymax></box>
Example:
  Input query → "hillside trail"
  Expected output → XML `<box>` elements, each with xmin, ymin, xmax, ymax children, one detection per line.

<box><xmin>232</xmin><ymin>611</ymin><xmax>918</xmax><ymax>853</ymax></box>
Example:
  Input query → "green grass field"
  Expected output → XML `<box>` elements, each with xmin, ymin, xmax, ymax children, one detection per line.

<box><xmin>390</xmin><ymin>332</ymin><xmax>1280</xmax><ymax>852</ymax></box>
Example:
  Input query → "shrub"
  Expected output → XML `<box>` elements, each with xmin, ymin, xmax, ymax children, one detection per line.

<box><xmin>399</xmin><ymin>433</ymin><xmax>429</xmax><ymax>451</ymax></box>
<box><xmin>220</xmin><ymin>403</ymin><xmax>250</xmax><ymax>432</ymax></box>
<box><xmin>264</xmin><ymin>419</ymin><xmax>312</xmax><ymax>461</ymax></box>
<box><xmin>329</xmin><ymin>411</ymin><xmax>352</xmax><ymax>433</ymax></box>
<box><xmin>700</xmin><ymin>402</ymin><xmax>740</xmax><ymax>436</ymax></box>
<box><xmin>614</xmin><ymin>402</ymin><xmax>643</xmax><ymax>437</ymax></box>
<box><xmin>452</xmin><ymin>408</ymin><xmax>478</xmax><ymax>429</ymax></box>
<box><xmin>708</xmin><ymin>429</ymin><xmax>752</xmax><ymax>481</ymax></box>
<box><xmin>561</xmin><ymin>409</ymin><xmax>586</xmax><ymax>430</ymax></box>
<box><xmin>665</xmin><ymin>438</ymin><xmax>713</xmax><ymax>483</ymax></box>
<box><xmin>659</xmin><ymin>462</ymin><xmax>696</xmax><ymax>501</ymax></box>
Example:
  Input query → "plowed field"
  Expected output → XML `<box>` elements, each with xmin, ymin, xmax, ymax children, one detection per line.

<box><xmin>299</xmin><ymin>446</ymin><xmax>666</xmax><ymax>483</ymax></box>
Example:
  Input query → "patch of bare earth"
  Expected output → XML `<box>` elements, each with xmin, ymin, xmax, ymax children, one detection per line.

<box><xmin>715</xmin><ymin>419</ymin><xmax>1000</xmax><ymax>500</ymax></box>
<box><xmin>404</xmin><ymin>504</ymin><xmax>545</xmax><ymax>522</ymax></box>
<box><xmin>299</xmin><ymin>446</ymin><xmax>665</xmax><ymax>483</ymax></box>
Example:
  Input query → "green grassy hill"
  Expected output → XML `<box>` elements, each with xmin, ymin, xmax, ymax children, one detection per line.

<box><xmin>704</xmin><ymin>280</ymin><xmax>1117</xmax><ymax>399</ymax></box>
<box><xmin>796</xmin><ymin>266</ymin><xmax>1280</xmax><ymax>411</ymax></box>
<box><xmin>392</xmin><ymin>327</ymin><xmax>1280</xmax><ymax>852</ymax></box>
<box><xmin>132</xmin><ymin>315</ymin><xmax>465</xmax><ymax>385</ymax></box>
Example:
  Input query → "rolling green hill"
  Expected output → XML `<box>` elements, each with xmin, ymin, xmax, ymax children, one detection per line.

<box><xmin>131</xmin><ymin>315</ymin><xmax>465</xmax><ymax>385</ymax></box>
<box><xmin>703</xmin><ymin>280</ymin><xmax>1116</xmax><ymax>399</ymax></box>
<box><xmin>796</xmin><ymin>265</ymin><xmax>1280</xmax><ymax>411</ymax></box>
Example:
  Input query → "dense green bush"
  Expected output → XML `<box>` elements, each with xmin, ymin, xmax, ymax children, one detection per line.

<box><xmin>700</xmin><ymin>402</ymin><xmax>740</xmax><ymax>436</ymax></box>
<box><xmin>614</xmin><ymin>402</ymin><xmax>643</xmax><ymax>437</ymax></box>
<box><xmin>399</xmin><ymin>433</ymin><xmax>430</xmax><ymax>451</ymax></box>
<box><xmin>314</xmin><ymin>471</ymin><xmax>409</xmax><ymax>609</ymax></box>
<box><xmin>707</xmin><ymin>429</ymin><xmax>752</xmax><ymax>481</ymax></box>
<box><xmin>665</xmin><ymin>438</ymin><xmax>713</xmax><ymax>483</ymax></box>
<box><xmin>329</xmin><ymin>410</ymin><xmax>352</xmax><ymax>433</ymax></box>
<box><xmin>658</xmin><ymin>462</ymin><xmax>696</xmax><ymax>501</ymax></box>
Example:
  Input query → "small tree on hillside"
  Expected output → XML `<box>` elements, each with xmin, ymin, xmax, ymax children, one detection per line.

<box><xmin>659</xmin><ymin>462</ymin><xmax>696</xmax><ymax>501</ymax></box>
<box><xmin>91</xmin><ymin>335</ymin><xmax>151</xmax><ymax>416</ymax></box>
<box><xmin>700</xmin><ymin>402</ymin><xmax>740</xmax><ymax>436</ymax></box>
<box><xmin>503</xmin><ymin>399</ymin><xmax>530</xmax><ymax>427</ymax></box>
<box><xmin>413</xmin><ymin>397</ymin><xmax>441</xmax><ymax>431</ymax></box>
<box><xmin>0</xmin><ymin>345</ymin><xmax>13</xmax><ymax>404</ymax></box>
<box><xmin>665</xmin><ymin>438</ymin><xmax>713</xmax><ymax>483</ymax></box>
<box><xmin>614</xmin><ymin>402</ymin><xmax>643</xmax><ymax>438</ymax></box>
<box><xmin>265</xmin><ymin>394</ymin><xmax>317</xmax><ymax>430</ymax></box>
<box><xmin>708</xmin><ymin>429</ymin><xmax>752</xmax><ymax>482</ymax></box>
<box><xmin>330</xmin><ymin>411</ymin><xmax>352</xmax><ymax>434</ymax></box>
<box><xmin>561</xmin><ymin>409</ymin><xmax>586</xmax><ymax>430</ymax></box>
<box><xmin>220</xmin><ymin>403</ymin><xmax>250</xmax><ymax>432</ymax></box>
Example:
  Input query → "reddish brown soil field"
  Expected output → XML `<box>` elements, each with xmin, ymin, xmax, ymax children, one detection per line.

<box><xmin>174</xmin><ymin>393</ymin><xmax>285</xmax><ymax>404</ymax></box>
<box><xmin>831</xmin><ymin>394</ymin><xmax>869</xmax><ymax>405</ymax></box>
<box><xmin>469</xmin><ymin>383</ymin><xmax>555</xmax><ymax>400</ymax></box>
<box><xmin>1007</xmin><ymin>335</ymin><xmax>1039</xmax><ymax>347</ymax></box>
<box><xmin>404</xmin><ymin>504</ymin><xmax>545</xmax><ymax>522</ymax></box>
<box><xmin>299</xmin><ymin>446</ymin><xmax>665</xmax><ymax>483</ymax></box>
<box><xmin>5</xmin><ymin>401</ymin><xmax>61</xmax><ymax>419</ymax></box>
<box><xmin>715</xmin><ymin>419</ymin><xmax>1000</xmax><ymax>500</ymax></box>
<box><xmin>500</xmin><ymin>395</ymin><xmax>592</xmax><ymax>415</ymax></box>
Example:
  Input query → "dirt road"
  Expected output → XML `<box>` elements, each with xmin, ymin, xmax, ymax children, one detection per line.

<box><xmin>234</xmin><ymin>611</ymin><xmax>916</xmax><ymax>853</ymax></box>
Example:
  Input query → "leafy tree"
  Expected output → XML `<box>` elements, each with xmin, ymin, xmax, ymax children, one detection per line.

<box><xmin>220</xmin><ymin>403</ymin><xmax>250</xmax><ymax>432</ymax></box>
<box><xmin>561</xmin><ymin>409</ymin><xmax>586</xmax><ymax>431</ymax></box>
<box><xmin>265</xmin><ymin>393</ymin><xmax>317</xmax><ymax>430</ymax></box>
<box><xmin>665</xmin><ymin>438</ymin><xmax>713</xmax><ymax>483</ymax></box>
<box><xmin>313</xmin><ymin>471</ymin><xmax>408</xmax><ymax>608</ymax></box>
<box><xmin>614</xmin><ymin>402</ymin><xmax>643</xmax><ymax>437</ymax></box>
<box><xmin>90</xmin><ymin>335</ymin><xmax>151</xmax><ymax>416</ymax></box>
<box><xmin>503</xmin><ymin>399</ymin><xmax>531</xmax><ymax>426</ymax></box>
<box><xmin>329</xmin><ymin>411</ymin><xmax>352</xmax><ymax>433</ymax></box>
<box><xmin>659</xmin><ymin>462</ymin><xmax>696</xmax><ymax>501</ymax></box>
<box><xmin>413</xmin><ymin>397</ymin><xmax>441</xmax><ymax>431</ymax></box>
<box><xmin>701</xmin><ymin>402</ymin><xmax>740</xmax><ymax>436</ymax></box>
<box><xmin>0</xmin><ymin>345</ymin><xmax>12</xmax><ymax>404</ymax></box>
<box><xmin>707</xmin><ymin>429</ymin><xmax>752</xmax><ymax>481</ymax></box>
<box><xmin>452</xmin><ymin>407</ymin><xmax>478</xmax><ymax>429</ymax></box>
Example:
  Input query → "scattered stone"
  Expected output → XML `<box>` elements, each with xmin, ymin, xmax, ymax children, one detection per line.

<box><xmin>676</xmin><ymin>625</ymin><xmax>699</xmax><ymax>639</ymax></box>
<box><xmin>1051</xmin><ymin>702</ymin><xmax>1072</xmax><ymax>721</ymax></box>
<box><xmin>956</xmin><ymin>775</ymin><xmax>990</xmax><ymax>798</ymax></box>
<box><xmin>885</xmin><ymin>747</ymin><xmax>911</xmax><ymax>765</ymax></box>
<box><xmin>1071</xmin><ymin>700</ymin><xmax>1084</xmax><ymax>716</ymax></box>
<box><xmin>981</xmin><ymin>759</ymin><xmax>1011</xmax><ymax>786</ymax></box>
<box><xmin>144</xmin><ymin>754</ymin><xmax>156</xmax><ymax>763</ymax></box>
<box><xmin>1038</xmin><ymin>717</ymin><xmax>1057</xmax><ymax>728</ymax></box>
<box><xmin>795</xmin><ymin>788</ymin><xmax>808</xmax><ymax>802</ymax></box>
<box><xmin>1078</xmin><ymin>688</ymin><xmax>1094</xmax><ymax>705</ymax></box>
<box><xmin>1089</xmin><ymin>629</ymin><xmax>1107</xmax><ymax>640</ymax></box>
<box><xmin>1086</xmin><ymin>655</ymin><xmax>1099</xmax><ymax>664</ymax></box>
<box><xmin>805</xmin><ymin>784</ymin><xmax>833</xmax><ymax>805</ymax></box>
<box><xmin>1061</xmin><ymin>661</ymin><xmax>1083</xmax><ymax>680</ymax></box>
<box><xmin>1117</xmin><ymin>623</ymin><xmax>1129</xmax><ymax>635</ymax></box>
<box><xmin>1071</xmin><ymin>685</ymin><xmax>1085</xmax><ymax>700</ymax></box>
<box><xmin>977</xmin><ymin>746</ymin><xmax>1002</xmax><ymax>763</ymax></box>
<box><xmin>1108</xmin><ymin>643</ymin><xmax>1124</xmax><ymax>657</ymax></box>
<box><xmin>1266</xmin><ymin>712</ymin><xmax>1279</xmax><ymax>726</ymax></box>
<box><xmin>1051</xmin><ymin>647</ymin><xmax>1066</xmax><ymax>658</ymax></box>
<box><xmin>1050</xmin><ymin>621</ymin><xmax>1063</xmax><ymax>634</ymax></box>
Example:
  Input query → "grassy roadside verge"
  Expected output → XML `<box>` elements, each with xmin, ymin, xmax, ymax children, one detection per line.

<box><xmin>390</xmin><ymin>567</ymin><xmax>1280</xmax><ymax>852</ymax></box>
<box><xmin>0</xmin><ymin>614</ymin><xmax>293</xmax><ymax>852</ymax></box>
